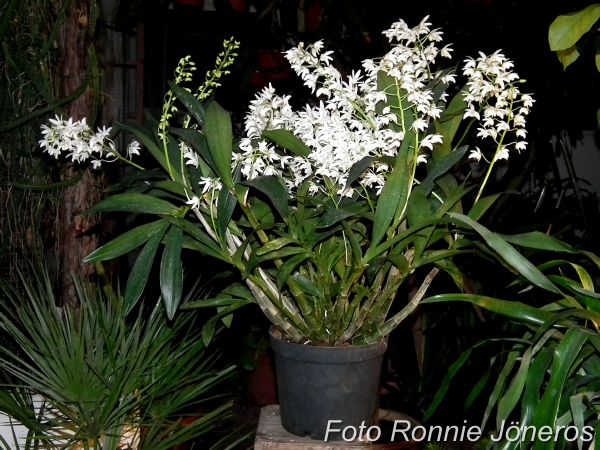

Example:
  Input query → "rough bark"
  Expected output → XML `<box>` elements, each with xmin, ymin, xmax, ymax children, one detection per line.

<box><xmin>56</xmin><ymin>0</ymin><xmax>103</xmax><ymax>307</ymax></box>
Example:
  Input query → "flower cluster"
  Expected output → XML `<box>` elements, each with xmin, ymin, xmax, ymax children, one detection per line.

<box><xmin>38</xmin><ymin>115</ymin><xmax>144</xmax><ymax>170</ymax></box>
<box><xmin>233</xmin><ymin>16</ymin><xmax>531</xmax><ymax>200</ymax></box>
<box><xmin>463</xmin><ymin>50</ymin><xmax>534</xmax><ymax>164</ymax></box>
<box><xmin>39</xmin><ymin>115</ymin><xmax>116</xmax><ymax>169</ymax></box>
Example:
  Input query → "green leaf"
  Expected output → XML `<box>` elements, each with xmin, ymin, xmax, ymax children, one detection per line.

<box><xmin>182</xmin><ymin>297</ymin><xmax>253</xmax><ymax>309</ymax></box>
<box><xmin>204</xmin><ymin>101</ymin><xmax>234</xmax><ymax>188</ymax></box>
<box><xmin>434</xmin><ymin>258</ymin><xmax>464</xmax><ymax>291</ymax></box>
<box><xmin>464</xmin><ymin>362</ymin><xmax>493</xmax><ymax>412</ymax></box>
<box><xmin>371</xmin><ymin>140</ymin><xmax>414</xmax><ymax>244</ymax></box>
<box><xmin>499</xmin><ymin>231</ymin><xmax>576</xmax><ymax>253</ymax></box>
<box><xmin>548</xmin><ymin>4</ymin><xmax>600</xmax><ymax>51</ymax></box>
<box><xmin>345</xmin><ymin>156</ymin><xmax>375</xmax><ymax>189</ymax></box>
<box><xmin>422</xmin><ymin>294</ymin><xmax>555</xmax><ymax>326</ymax></box>
<box><xmin>420</xmin><ymin>146</ymin><xmax>468</xmax><ymax>195</ymax></box>
<box><xmin>5</xmin><ymin>174</ymin><xmax>83</xmax><ymax>191</ymax></box>
<box><xmin>521</xmin><ymin>346</ymin><xmax>553</xmax><ymax>427</ymax></box>
<box><xmin>202</xmin><ymin>318</ymin><xmax>217</xmax><ymax>347</ymax></box>
<box><xmin>262</xmin><ymin>129</ymin><xmax>310</xmax><ymax>157</ymax></box>
<box><xmin>318</xmin><ymin>202</ymin><xmax>366</xmax><ymax>228</ymax></box>
<box><xmin>497</xmin><ymin>346</ymin><xmax>533</xmax><ymax>424</ymax></box>
<box><xmin>488</xmin><ymin>351</ymin><xmax>519</xmax><ymax>431</ymax></box>
<box><xmin>124</xmin><ymin>221</ymin><xmax>169</xmax><ymax>314</ymax></box>
<box><xmin>291</xmin><ymin>272</ymin><xmax>323</xmax><ymax>298</ymax></box>
<box><xmin>170</xmin><ymin>127</ymin><xmax>218</xmax><ymax>176</ymax></box>
<box><xmin>406</xmin><ymin>188</ymin><xmax>433</xmax><ymax>257</ymax></box>
<box><xmin>242</xmin><ymin>175</ymin><xmax>290</xmax><ymax>220</ymax></box>
<box><xmin>217</xmin><ymin>186</ymin><xmax>237</xmax><ymax>242</ymax></box>
<box><xmin>88</xmin><ymin>193</ymin><xmax>180</xmax><ymax>215</ymax></box>
<box><xmin>83</xmin><ymin>220</ymin><xmax>169</xmax><ymax>263</ymax></box>
<box><xmin>557</xmin><ymin>45</ymin><xmax>581</xmax><ymax>70</ymax></box>
<box><xmin>424</xmin><ymin>348</ymin><xmax>474</xmax><ymax>420</ymax></box>
<box><xmin>160</xmin><ymin>226</ymin><xmax>184</xmax><ymax>319</ymax></box>
<box><xmin>244</xmin><ymin>247</ymin><xmax>307</xmax><ymax>276</ymax></box>
<box><xmin>256</xmin><ymin>237</ymin><xmax>298</xmax><ymax>256</ymax></box>
<box><xmin>468</xmin><ymin>193</ymin><xmax>502</xmax><ymax>221</ymax></box>
<box><xmin>276</xmin><ymin>253</ymin><xmax>311</xmax><ymax>290</ymax></box>
<box><xmin>532</xmin><ymin>328</ymin><xmax>589</xmax><ymax>450</ymax></box>
<box><xmin>168</xmin><ymin>80</ymin><xmax>206</xmax><ymax>124</ymax></box>
<box><xmin>154</xmin><ymin>180</ymin><xmax>188</xmax><ymax>197</ymax></box>
<box><xmin>448</xmin><ymin>213</ymin><xmax>561</xmax><ymax>294</ymax></box>
<box><xmin>433</xmin><ymin>88</ymin><xmax>468</xmax><ymax>159</ymax></box>
<box><xmin>414</xmin><ymin>249</ymin><xmax>471</xmax><ymax>269</ymax></box>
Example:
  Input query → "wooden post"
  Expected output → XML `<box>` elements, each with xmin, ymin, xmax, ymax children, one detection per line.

<box><xmin>56</xmin><ymin>0</ymin><xmax>103</xmax><ymax>307</ymax></box>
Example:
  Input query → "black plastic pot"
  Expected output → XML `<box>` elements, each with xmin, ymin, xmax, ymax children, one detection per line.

<box><xmin>270</xmin><ymin>330</ymin><xmax>387</xmax><ymax>441</ymax></box>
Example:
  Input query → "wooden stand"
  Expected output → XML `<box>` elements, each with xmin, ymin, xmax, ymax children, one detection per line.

<box><xmin>254</xmin><ymin>405</ymin><xmax>416</xmax><ymax>450</ymax></box>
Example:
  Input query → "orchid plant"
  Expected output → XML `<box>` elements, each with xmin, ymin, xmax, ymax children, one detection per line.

<box><xmin>39</xmin><ymin>18</ymin><xmax>564</xmax><ymax>346</ymax></box>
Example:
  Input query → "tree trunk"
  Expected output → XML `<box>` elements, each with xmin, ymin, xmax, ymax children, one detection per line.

<box><xmin>56</xmin><ymin>0</ymin><xmax>103</xmax><ymax>308</ymax></box>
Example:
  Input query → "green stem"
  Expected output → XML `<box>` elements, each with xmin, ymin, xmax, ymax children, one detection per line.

<box><xmin>111</xmin><ymin>151</ymin><xmax>146</xmax><ymax>171</ymax></box>
<box><xmin>474</xmin><ymin>129</ymin><xmax>508</xmax><ymax>204</ymax></box>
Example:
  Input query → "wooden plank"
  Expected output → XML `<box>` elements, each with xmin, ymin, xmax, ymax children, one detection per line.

<box><xmin>254</xmin><ymin>405</ymin><xmax>416</xmax><ymax>450</ymax></box>
<box><xmin>254</xmin><ymin>405</ymin><xmax>369</xmax><ymax>449</ymax></box>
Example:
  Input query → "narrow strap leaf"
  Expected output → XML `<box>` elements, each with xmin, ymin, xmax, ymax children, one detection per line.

<box><xmin>160</xmin><ymin>226</ymin><xmax>184</xmax><ymax>320</ymax></box>
<box><xmin>124</xmin><ymin>221</ymin><xmax>170</xmax><ymax>314</ymax></box>
<box><xmin>88</xmin><ymin>193</ymin><xmax>180</xmax><ymax>215</ymax></box>
<box><xmin>448</xmin><ymin>212</ymin><xmax>562</xmax><ymax>295</ymax></box>
<box><xmin>83</xmin><ymin>220</ymin><xmax>169</xmax><ymax>263</ymax></box>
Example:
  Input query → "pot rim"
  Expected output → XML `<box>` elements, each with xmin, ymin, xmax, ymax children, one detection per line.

<box><xmin>270</xmin><ymin>327</ymin><xmax>387</xmax><ymax>363</ymax></box>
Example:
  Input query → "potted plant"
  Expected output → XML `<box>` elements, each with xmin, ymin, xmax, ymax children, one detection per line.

<box><xmin>0</xmin><ymin>266</ymin><xmax>236</xmax><ymax>450</ymax></box>
<box><xmin>38</xmin><ymin>17</ymin><xmax>562</xmax><ymax>440</ymax></box>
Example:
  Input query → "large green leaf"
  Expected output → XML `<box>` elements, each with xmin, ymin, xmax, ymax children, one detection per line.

<box><xmin>170</xmin><ymin>127</ymin><xmax>218</xmax><ymax>176</ymax></box>
<box><xmin>500</xmin><ymin>231</ymin><xmax>576</xmax><ymax>253</ymax></box>
<box><xmin>406</xmin><ymin>188</ymin><xmax>433</xmax><ymax>257</ymax></box>
<box><xmin>420</xmin><ymin>146</ymin><xmax>468</xmax><ymax>195</ymax></box>
<box><xmin>521</xmin><ymin>346</ymin><xmax>553</xmax><ymax>427</ymax></box>
<box><xmin>371</xmin><ymin>140</ymin><xmax>414</xmax><ymax>245</ymax></box>
<box><xmin>468</xmin><ymin>193</ymin><xmax>502</xmax><ymax>221</ymax></box>
<box><xmin>497</xmin><ymin>345</ymin><xmax>533</xmax><ymax>424</ymax></box>
<box><xmin>83</xmin><ymin>220</ymin><xmax>169</xmax><ymax>263</ymax></box>
<box><xmin>204</xmin><ymin>101</ymin><xmax>234</xmax><ymax>188</ymax></box>
<box><xmin>433</xmin><ymin>88</ymin><xmax>468</xmax><ymax>159</ymax></box>
<box><xmin>532</xmin><ymin>327</ymin><xmax>590</xmax><ymax>450</ymax></box>
<box><xmin>168</xmin><ymin>80</ymin><xmax>206</xmax><ymax>124</ymax></box>
<box><xmin>160</xmin><ymin>226</ymin><xmax>184</xmax><ymax>320</ymax></box>
<box><xmin>88</xmin><ymin>193</ymin><xmax>180</xmax><ymax>216</ymax></box>
<box><xmin>276</xmin><ymin>253</ymin><xmax>311</xmax><ymax>290</ymax></box>
<box><xmin>124</xmin><ymin>221</ymin><xmax>169</xmax><ymax>314</ymax></box>
<box><xmin>448</xmin><ymin>213</ymin><xmax>562</xmax><ymax>294</ymax></box>
<box><xmin>217</xmin><ymin>186</ymin><xmax>237</xmax><ymax>244</ymax></box>
<box><xmin>345</xmin><ymin>156</ymin><xmax>375</xmax><ymax>189</ymax></box>
<box><xmin>318</xmin><ymin>202</ymin><xmax>366</xmax><ymax>229</ymax></box>
<box><xmin>557</xmin><ymin>45</ymin><xmax>581</xmax><ymax>70</ymax></box>
<box><xmin>549</xmin><ymin>4</ymin><xmax>600</xmax><ymax>51</ymax></box>
<box><xmin>262</xmin><ymin>129</ymin><xmax>311</xmax><ymax>157</ymax></box>
<box><xmin>166</xmin><ymin>216</ymin><xmax>223</xmax><ymax>256</ymax></box>
<box><xmin>422</xmin><ymin>294</ymin><xmax>555</xmax><ymax>326</ymax></box>
<box><xmin>242</xmin><ymin>175</ymin><xmax>290</xmax><ymax>220</ymax></box>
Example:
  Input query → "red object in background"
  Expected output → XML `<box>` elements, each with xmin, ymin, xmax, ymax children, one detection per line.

<box><xmin>304</xmin><ymin>0</ymin><xmax>322</xmax><ymax>33</ymax></box>
<box><xmin>247</xmin><ymin>352</ymin><xmax>278</xmax><ymax>406</ymax></box>
<box><xmin>174</xmin><ymin>0</ymin><xmax>205</xmax><ymax>8</ymax></box>
<box><xmin>228</xmin><ymin>0</ymin><xmax>250</xmax><ymax>13</ymax></box>
<box><xmin>249</xmin><ymin>49</ymin><xmax>291</xmax><ymax>88</ymax></box>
